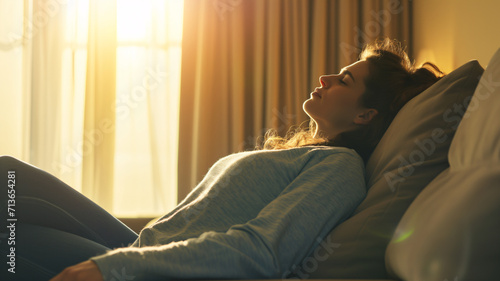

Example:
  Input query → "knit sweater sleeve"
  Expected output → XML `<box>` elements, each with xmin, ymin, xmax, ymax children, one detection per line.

<box><xmin>91</xmin><ymin>150</ymin><xmax>366</xmax><ymax>281</ymax></box>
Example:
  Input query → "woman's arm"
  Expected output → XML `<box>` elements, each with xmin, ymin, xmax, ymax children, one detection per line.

<box><xmin>85</xmin><ymin>150</ymin><xmax>366</xmax><ymax>281</ymax></box>
<box><xmin>49</xmin><ymin>149</ymin><xmax>366</xmax><ymax>281</ymax></box>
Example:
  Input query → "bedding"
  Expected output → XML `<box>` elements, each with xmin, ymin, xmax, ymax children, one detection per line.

<box><xmin>385</xmin><ymin>48</ymin><xmax>500</xmax><ymax>281</ymax></box>
<box><xmin>304</xmin><ymin>60</ymin><xmax>485</xmax><ymax>279</ymax></box>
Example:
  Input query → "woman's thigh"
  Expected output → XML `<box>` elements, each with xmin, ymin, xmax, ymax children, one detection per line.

<box><xmin>0</xmin><ymin>155</ymin><xmax>138</xmax><ymax>248</ymax></box>
<box><xmin>1</xmin><ymin>223</ymin><xmax>111</xmax><ymax>281</ymax></box>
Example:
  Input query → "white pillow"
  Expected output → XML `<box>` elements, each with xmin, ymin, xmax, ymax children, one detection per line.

<box><xmin>385</xmin><ymin>48</ymin><xmax>500</xmax><ymax>281</ymax></box>
<box><xmin>449</xmin><ymin>49</ymin><xmax>500</xmax><ymax>167</ymax></box>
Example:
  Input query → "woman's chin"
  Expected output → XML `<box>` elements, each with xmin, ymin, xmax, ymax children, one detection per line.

<box><xmin>302</xmin><ymin>99</ymin><xmax>316</xmax><ymax>116</ymax></box>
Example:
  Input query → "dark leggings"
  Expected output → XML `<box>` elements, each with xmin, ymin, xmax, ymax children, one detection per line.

<box><xmin>0</xmin><ymin>156</ymin><xmax>138</xmax><ymax>280</ymax></box>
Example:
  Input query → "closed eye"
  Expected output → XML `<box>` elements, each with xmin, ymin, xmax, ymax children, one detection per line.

<box><xmin>340</xmin><ymin>69</ymin><xmax>355</xmax><ymax>83</ymax></box>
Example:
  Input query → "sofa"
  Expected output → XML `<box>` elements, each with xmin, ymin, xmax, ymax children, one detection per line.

<box><xmin>260</xmin><ymin>48</ymin><xmax>500</xmax><ymax>281</ymax></box>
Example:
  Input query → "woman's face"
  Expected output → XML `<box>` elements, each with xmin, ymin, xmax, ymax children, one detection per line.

<box><xmin>303</xmin><ymin>60</ymin><xmax>376</xmax><ymax>138</ymax></box>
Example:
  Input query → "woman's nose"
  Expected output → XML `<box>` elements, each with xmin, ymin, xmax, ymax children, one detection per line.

<box><xmin>319</xmin><ymin>75</ymin><xmax>328</xmax><ymax>87</ymax></box>
<box><xmin>319</xmin><ymin>74</ymin><xmax>337</xmax><ymax>88</ymax></box>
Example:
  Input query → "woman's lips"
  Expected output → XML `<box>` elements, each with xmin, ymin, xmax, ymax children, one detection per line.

<box><xmin>311</xmin><ymin>91</ymin><xmax>321</xmax><ymax>98</ymax></box>
<box><xmin>311</xmin><ymin>88</ymin><xmax>321</xmax><ymax>98</ymax></box>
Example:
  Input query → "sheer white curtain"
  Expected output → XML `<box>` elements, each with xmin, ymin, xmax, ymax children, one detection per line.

<box><xmin>0</xmin><ymin>0</ymin><xmax>183</xmax><ymax>217</ymax></box>
<box><xmin>113</xmin><ymin>0</ymin><xmax>183</xmax><ymax>216</ymax></box>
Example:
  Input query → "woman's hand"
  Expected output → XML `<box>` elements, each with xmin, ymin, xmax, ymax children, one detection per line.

<box><xmin>49</xmin><ymin>260</ymin><xmax>103</xmax><ymax>281</ymax></box>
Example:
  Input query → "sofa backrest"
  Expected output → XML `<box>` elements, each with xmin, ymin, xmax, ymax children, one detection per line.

<box><xmin>385</xmin><ymin>48</ymin><xmax>500</xmax><ymax>281</ymax></box>
<box><xmin>304</xmin><ymin>60</ymin><xmax>484</xmax><ymax>279</ymax></box>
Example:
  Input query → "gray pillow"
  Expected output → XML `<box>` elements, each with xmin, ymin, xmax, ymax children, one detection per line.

<box><xmin>386</xmin><ymin>48</ymin><xmax>500</xmax><ymax>281</ymax></box>
<box><xmin>303</xmin><ymin>60</ymin><xmax>484</xmax><ymax>279</ymax></box>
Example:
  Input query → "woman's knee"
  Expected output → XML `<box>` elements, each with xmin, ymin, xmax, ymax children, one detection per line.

<box><xmin>0</xmin><ymin>155</ymin><xmax>24</xmax><ymax>167</ymax></box>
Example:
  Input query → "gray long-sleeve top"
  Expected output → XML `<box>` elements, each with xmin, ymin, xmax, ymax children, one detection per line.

<box><xmin>91</xmin><ymin>146</ymin><xmax>366</xmax><ymax>280</ymax></box>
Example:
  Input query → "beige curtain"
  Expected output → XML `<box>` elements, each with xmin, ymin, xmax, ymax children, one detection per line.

<box><xmin>178</xmin><ymin>0</ymin><xmax>412</xmax><ymax>201</ymax></box>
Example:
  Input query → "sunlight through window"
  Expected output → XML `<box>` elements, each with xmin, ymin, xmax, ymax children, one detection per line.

<box><xmin>113</xmin><ymin>0</ymin><xmax>184</xmax><ymax>217</ymax></box>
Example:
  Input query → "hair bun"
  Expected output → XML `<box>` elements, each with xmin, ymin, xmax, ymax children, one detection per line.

<box><xmin>410</xmin><ymin>63</ymin><xmax>444</xmax><ymax>84</ymax></box>
<box><xmin>392</xmin><ymin>64</ymin><xmax>444</xmax><ymax>113</ymax></box>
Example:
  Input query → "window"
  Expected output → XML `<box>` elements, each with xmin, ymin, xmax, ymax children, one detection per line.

<box><xmin>1</xmin><ymin>0</ymin><xmax>183</xmax><ymax>217</ymax></box>
<box><xmin>60</xmin><ymin>0</ymin><xmax>184</xmax><ymax>217</ymax></box>
<box><xmin>113</xmin><ymin>0</ymin><xmax>184</xmax><ymax>217</ymax></box>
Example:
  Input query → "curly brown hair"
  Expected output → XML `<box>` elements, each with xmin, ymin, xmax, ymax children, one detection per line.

<box><xmin>258</xmin><ymin>38</ymin><xmax>444</xmax><ymax>162</ymax></box>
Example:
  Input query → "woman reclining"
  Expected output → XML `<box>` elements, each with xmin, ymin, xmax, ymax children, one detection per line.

<box><xmin>0</xmin><ymin>38</ymin><xmax>443</xmax><ymax>281</ymax></box>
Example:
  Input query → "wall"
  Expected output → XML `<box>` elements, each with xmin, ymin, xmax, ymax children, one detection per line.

<box><xmin>413</xmin><ymin>0</ymin><xmax>500</xmax><ymax>73</ymax></box>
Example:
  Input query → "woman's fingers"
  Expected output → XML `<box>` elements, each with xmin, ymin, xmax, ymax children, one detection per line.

<box><xmin>49</xmin><ymin>260</ymin><xmax>103</xmax><ymax>281</ymax></box>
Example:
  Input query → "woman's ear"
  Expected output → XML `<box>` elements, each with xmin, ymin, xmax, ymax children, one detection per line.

<box><xmin>354</xmin><ymin>108</ymin><xmax>378</xmax><ymax>125</ymax></box>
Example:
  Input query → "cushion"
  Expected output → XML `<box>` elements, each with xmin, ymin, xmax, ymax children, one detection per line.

<box><xmin>386</xmin><ymin>48</ymin><xmax>500</xmax><ymax>281</ymax></box>
<box><xmin>449</xmin><ymin>50</ymin><xmax>500</xmax><ymax>167</ymax></box>
<box><xmin>303</xmin><ymin>60</ymin><xmax>484</xmax><ymax>279</ymax></box>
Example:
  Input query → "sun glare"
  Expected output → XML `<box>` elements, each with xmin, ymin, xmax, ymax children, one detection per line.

<box><xmin>118</xmin><ymin>0</ymin><xmax>151</xmax><ymax>41</ymax></box>
<box><xmin>117</xmin><ymin>0</ymin><xmax>184</xmax><ymax>43</ymax></box>
<box><xmin>113</xmin><ymin>0</ymin><xmax>184</xmax><ymax>216</ymax></box>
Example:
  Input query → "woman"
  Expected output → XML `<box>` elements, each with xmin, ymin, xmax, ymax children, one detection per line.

<box><xmin>0</xmin><ymin>39</ymin><xmax>443</xmax><ymax>281</ymax></box>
